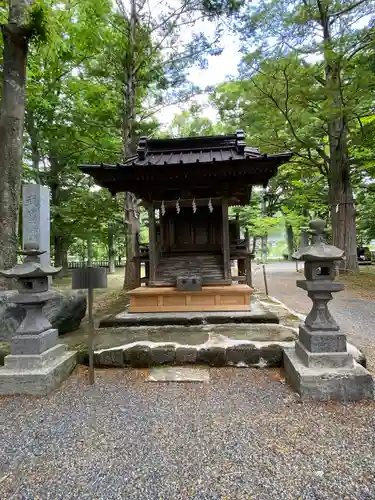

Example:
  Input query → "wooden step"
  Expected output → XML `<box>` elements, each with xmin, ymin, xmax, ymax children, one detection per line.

<box><xmin>156</xmin><ymin>253</ymin><xmax>225</xmax><ymax>284</ymax></box>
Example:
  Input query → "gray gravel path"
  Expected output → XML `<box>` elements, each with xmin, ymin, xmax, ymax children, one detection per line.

<box><xmin>1</xmin><ymin>367</ymin><xmax>375</xmax><ymax>500</ymax></box>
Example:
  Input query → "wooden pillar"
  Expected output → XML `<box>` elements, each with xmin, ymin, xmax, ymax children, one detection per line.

<box><xmin>148</xmin><ymin>204</ymin><xmax>156</xmax><ymax>284</ymax></box>
<box><xmin>222</xmin><ymin>197</ymin><xmax>231</xmax><ymax>280</ymax></box>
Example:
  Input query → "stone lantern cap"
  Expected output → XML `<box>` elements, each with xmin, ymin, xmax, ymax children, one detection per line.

<box><xmin>0</xmin><ymin>244</ymin><xmax>61</xmax><ymax>279</ymax></box>
<box><xmin>293</xmin><ymin>219</ymin><xmax>344</xmax><ymax>262</ymax></box>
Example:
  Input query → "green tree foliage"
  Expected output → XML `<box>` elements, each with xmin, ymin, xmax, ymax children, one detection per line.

<box><xmin>167</xmin><ymin>103</ymin><xmax>226</xmax><ymax>137</ymax></box>
<box><xmin>212</xmin><ymin>0</ymin><xmax>375</xmax><ymax>270</ymax></box>
<box><xmin>23</xmin><ymin>0</ymin><xmax>163</xmax><ymax>268</ymax></box>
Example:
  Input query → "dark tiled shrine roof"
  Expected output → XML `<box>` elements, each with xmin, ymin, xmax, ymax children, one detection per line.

<box><xmin>79</xmin><ymin>131</ymin><xmax>292</xmax><ymax>201</ymax></box>
<box><xmin>125</xmin><ymin>131</ymin><xmax>265</xmax><ymax>166</ymax></box>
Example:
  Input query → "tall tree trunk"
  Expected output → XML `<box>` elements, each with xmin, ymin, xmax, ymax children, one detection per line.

<box><xmin>251</xmin><ymin>236</ymin><xmax>257</xmax><ymax>254</ymax></box>
<box><xmin>261</xmin><ymin>235</ymin><xmax>268</xmax><ymax>264</ymax></box>
<box><xmin>122</xmin><ymin>0</ymin><xmax>137</xmax><ymax>160</ymax></box>
<box><xmin>61</xmin><ymin>249</ymin><xmax>68</xmax><ymax>275</ymax></box>
<box><xmin>25</xmin><ymin>108</ymin><xmax>40</xmax><ymax>183</ymax></box>
<box><xmin>327</xmin><ymin>111</ymin><xmax>358</xmax><ymax>271</ymax></box>
<box><xmin>108</xmin><ymin>222</ymin><xmax>115</xmax><ymax>274</ymax></box>
<box><xmin>0</xmin><ymin>1</ymin><xmax>32</xmax><ymax>284</ymax></box>
<box><xmin>124</xmin><ymin>192</ymin><xmax>140</xmax><ymax>289</ymax></box>
<box><xmin>54</xmin><ymin>235</ymin><xmax>68</xmax><ymax>277</ymax></box>
<box><xmin>54</xmin><ymin>235</ymin><xmax>63</xmax><ymax>267</ymax></box>
<box><xmin>122</xmin><ymin>0</ymin><xmax>140</xmax><ymax>289</ymax></box>
<box><xmin>318</xmin><ymin>2</ymin><xmax>358</xmax><ymax>272</ymax></box>
<box><xmin>50</xmin><ymin>152</ymin><xmax>71</xmax><ymax>275</ymax></box>
<box><xmin>285</xmin><ymin>222</ymin><xmax>294</xmax><ymax>260</ymax></box>
<box><xmin>87</xmin><ymin>233</ymin><xmax>93</xmax><ymax>267</ymax></box>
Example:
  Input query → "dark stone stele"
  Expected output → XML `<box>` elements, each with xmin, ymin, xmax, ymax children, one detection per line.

<box><xmin>45</xmin><ymin>290</ymin><xmax>87</xmax><ymax>334</ymax></box>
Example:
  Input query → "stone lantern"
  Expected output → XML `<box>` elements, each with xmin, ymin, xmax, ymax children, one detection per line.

<box><xmin>283</xmin><ymin>219</ymin><xmax>373</xmax><ymax>401</ymax></box>
<box><xmin>0</xmin><ymin>244</ymin><xmax>76</xmax><ymax>396</ymax></box>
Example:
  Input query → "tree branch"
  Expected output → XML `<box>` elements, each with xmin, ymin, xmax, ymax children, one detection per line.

<box><xmin>331</xmin><ymin>0</ymin><xmax>368</xmax><ymax>18</ymax></box>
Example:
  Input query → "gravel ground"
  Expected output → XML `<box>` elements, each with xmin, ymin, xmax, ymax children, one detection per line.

<box><xmin>1</xmin><ymin>263</ymin><xmax>375</xmax><ymax>500</ymax></box>
<box><xmin>1</xmin><ymin>366</ymin><xmax>375</xmax><ymax>500</ymax></box>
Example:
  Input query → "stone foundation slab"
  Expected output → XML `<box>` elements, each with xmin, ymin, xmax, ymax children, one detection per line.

<box><xmin>100</xmin><ymin>302</ymin><xmax>279</xmax><ymax>328</ymax></box>
<box><xmin>4</xmin><ymin>344</ymin><xmax>66</xmax><ymax>370</ymax></box>
<box><xmin>0</xmin><ymin>350</ymin><xmax>76</xmax><ymax>396</ymax></box>
<box><xmin>283</xmin><ymin>347</ymin><xmax>374</xmax><ymax>402</ymax></box>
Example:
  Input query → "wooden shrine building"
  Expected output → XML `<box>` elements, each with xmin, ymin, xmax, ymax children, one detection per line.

<box><xmin>80</xmin><ymin>131</ymin><xmax>291</xmax><ymax>313</ymax></box>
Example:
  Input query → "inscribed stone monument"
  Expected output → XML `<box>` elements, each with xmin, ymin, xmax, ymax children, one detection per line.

<box><xmin>22</xmin><ymin>184</ymin><xmax>50</xmax><ymax>267</ymax></box>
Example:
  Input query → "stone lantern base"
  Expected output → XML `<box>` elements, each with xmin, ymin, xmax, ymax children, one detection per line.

<box><xmin>283</xmin><ymin>344</ymin><xmax>374</xmax><ymax>402</ymax></box>
<box><xmin>0</xmin><ymin>330</ymin><xmax>76</xmax><ymax>396</ymax></box>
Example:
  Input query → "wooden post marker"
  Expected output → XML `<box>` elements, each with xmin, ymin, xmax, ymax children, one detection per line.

<box><xmin>72</xmin><ymin>267</ymin><xmax>107</xmax><ymax>384</ymax></box>
<box><xmin>262</xmin><ymin>264</ymin><xmax>269</xmax><ymax>296</ymax></box>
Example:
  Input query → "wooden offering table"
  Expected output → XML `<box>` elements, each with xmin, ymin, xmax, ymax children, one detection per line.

<box><xmin>128</xmin><ymin>284</ymin><xmax>253</xmax><ymax>313</ymax></box>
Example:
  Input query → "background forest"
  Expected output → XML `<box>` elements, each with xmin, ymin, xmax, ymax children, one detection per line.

<box><xmin>0</xmin><ymin>0</ymin><xmax>374</xmax><ymax>279</ymax></box>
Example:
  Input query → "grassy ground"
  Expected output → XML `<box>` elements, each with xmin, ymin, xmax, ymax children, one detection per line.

<box><xmin>340</xmin><ymin>266</ymin><xmax>375</xmax><ymax>300</ymax></box>
<box><xmin>54</xmin><ymin>269</ymin><xmax>129</xmax><ymax>351</ymax></box>
<box><xmin>295</xmin><ymin>264</ymin><xmax>375</xmax><ymax>300</ymax></box>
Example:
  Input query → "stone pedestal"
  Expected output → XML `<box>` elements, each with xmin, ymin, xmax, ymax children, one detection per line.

<box><xmin>284</xmin><ymin>321</ymin><xmax>373</xmax><ymax>401</ymax></box>
<box><xmin>284</xmin><ymin>347</ymin><xmax>373</xmax><ymax>402</ymax></box>
<box><xmin>283</xmin><ymin>219</ymin><xmax>374</xmax><ymax>402</ymax></box>
<box><xmin>0</xmin><ymin>333</ymin><xmax>76</xmax><ymax>396</ymax></box>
